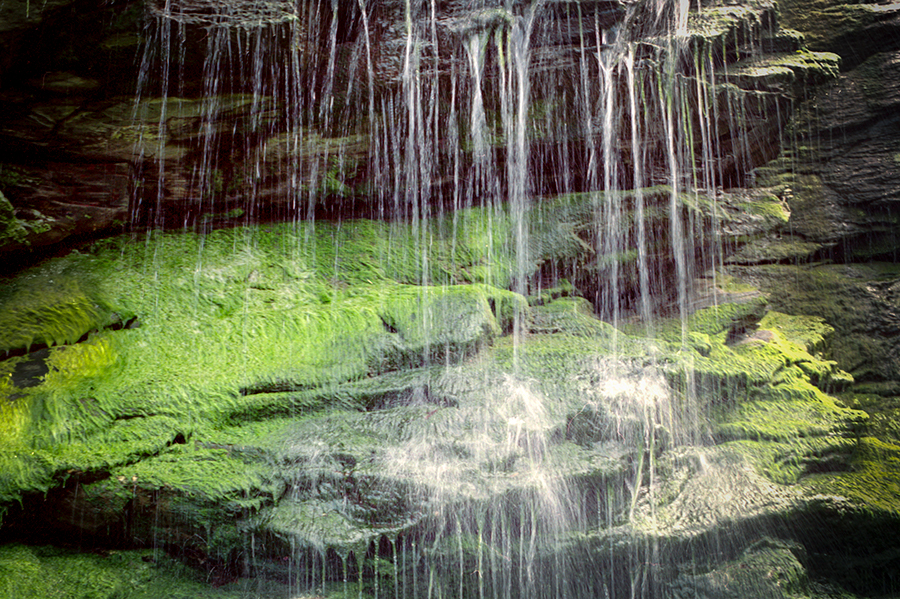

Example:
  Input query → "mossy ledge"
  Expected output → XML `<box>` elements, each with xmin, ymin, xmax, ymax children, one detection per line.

<box><xmin>0</xmin><ymin>219</ymin><xmax>896</xmax><ymax>598</ymax></box>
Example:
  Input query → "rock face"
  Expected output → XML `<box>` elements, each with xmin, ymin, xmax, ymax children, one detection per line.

<box><xmin>0</xmin><ymin>0</ymin><xmax>141</xmax><ymax>268</ymax></box>
<box><xmin>0</xmin><ymin>0</ymin><xmax>837</xmax><ymax>272</ymax></box>
<box><xmin>0</xmin><ymin>219</ymin><xmax>887</xmax><ymax>599</ymax></box>
<box><xmin>751</xmin><ymin>49</ymin><xmax>900</xmax><ymax>259</ymax></box>
<box><xmin>734</xmin><ymin>47</ymin><xmax>900</xmax><ymax>392</ymax></box>
<box><xmin>0</xmin><ymin>0</ymin><xmax>899</xmax><ymax>597</ymax></box>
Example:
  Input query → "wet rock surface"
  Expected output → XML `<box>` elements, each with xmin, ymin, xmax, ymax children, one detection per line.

<box><xmin>0</xmin><ymin>0</ymin><xmax>899</xmax><ymax>597</ymax></box>
<box><xmin>0</xmin><ymin>220</ymin><xmax>895</xmax><ymax>598</ymax></box>
<box><xmin>0</xmin><ymin>0</ymin><xmax>847</xmax><ymax>264</ymax></box>
<box><xmin>731</xmin><ymin>262</ymin><xmax>900</xmax><ymax>386</ymax></box>
<box><xmin>749</xmin><ymin>49</ymin><xmax>900</xmax><ymax>262</ymax></box>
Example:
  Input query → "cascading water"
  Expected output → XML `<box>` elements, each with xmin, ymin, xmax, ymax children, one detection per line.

<box><xmin>135</xmin><ymin>0</ymin><xmax>727</xmax><ymax>309</ymax></box>
<box><xmin>116</xmin><ymin>0</ymin><xmax>801</xmax><ymax>596</ymax></box>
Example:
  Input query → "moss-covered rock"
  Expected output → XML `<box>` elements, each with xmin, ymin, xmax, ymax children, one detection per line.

<box><xmin>0</xmin><ymin>190</ymin><xmax>28</xmax><ymax>249</ymax></box>
<box><xmin>729</xmin><ymin>262</ymin><xmax>900</xmax><ymax>384</ymax></box>
<box><xmin>0</xmin><ymin>219</ymin><xmax>896</xmax><ymax>597</ymax></box>
<box><xmin>0</xmin><ymin>218</ymin><xmax>526</xmax><ymax>510</ymax></box>
<box><xmin>0</xmin><ymin>0</ymin><xmax>898</xmax><ymax>593</ymax></box>
<box><xmin>750</xmin><ymin>50</ymin><xmax>900</xmax><ymax>265</ymax></box>
<box><xmin>0</xmin><ymin>543</ymin><xmax>307</xmax><ymax>598</ymax></box>
<box><xmin>724</xmin><ymin>49</ymin><xmax>841</xmax><ymax>94</ymax></box>
<box><xmin>777</xmin><ymin>0</ymin><xmax>900</xmax><ymax>66</ymax></box>
<box><xmin>668</xmin><ymin>537</ymin><xmax>810</xmax><ymax>599</ymax></box>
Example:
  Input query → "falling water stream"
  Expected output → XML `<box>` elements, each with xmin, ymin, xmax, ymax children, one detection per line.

<box><xmin>124</xmin><ymin>0</ymin><xmax>788</xmax><ymax>596</ymax></box>
<box><xmin>134</xmin><ymin>0</ymin><xmax>735</xmax><ymax>321</ymax></box>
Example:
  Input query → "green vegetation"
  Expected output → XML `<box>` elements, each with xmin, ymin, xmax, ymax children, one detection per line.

<box><xmin>0</xmin><ymin>268</ymin><xmax>121</xmax><ymax>353</ymax></box>
<box><xmin>0</xmin><ymin>205</ymin><xmax>897</xmax><ymax>597</ymax></box>
<box><xmin>0</xmin><ymin>190</ymin><xmax>28</xmax><ymax>247</ymax></box>
<box><xmin>729</xmin><ymin>262</ymin><xmax>900</xmax><ymax>383</ymax></box>
<box><xmin>0</xmin><ymin>217</ymin><xmax>527</xmax><ymax>514</ymax></box>
<box><xmin>777</xmin><ymin>0</ymin><xmax>890</xmax><ymax>54</ymax></box>
<box><xmin>669</xmin><ymin>538</ymin><xmax>810</xmax><ymax>597</ymax></box>
<box><xmin>0</xmin><ymin>543</ymin><xmax>310</xmax><ymax>599</ymax></box>
<box><xmin>725</xmin><ymin>49</ymin><xmax>841</xmax><ymax>90</ymax></box>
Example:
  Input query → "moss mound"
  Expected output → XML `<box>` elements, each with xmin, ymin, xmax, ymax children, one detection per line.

<box><xmin>0</xmin><ymin>219</ymin><xmax>524</xmax><ymax>519</ymax></box>
<box><xmin>0</xmin><ymin>543</ymin><xmax>306</xmax><ymax>599</ymax></box>
<box><xmin>0</xmin><ymin>215</ymin><xmax>897</xmax><ymax>598</ymax></box>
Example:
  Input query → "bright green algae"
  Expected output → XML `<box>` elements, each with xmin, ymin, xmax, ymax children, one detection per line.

<box><xmin>0</xmin><ymin>215</ymin><xmax>895</xmax><ymax>597</ymax></box>
<box><xmin>0</xmin><ymin>543</ymin><xmax>314</xmax><ymax>599</ymax></box>
<box><xmin>0</xmin><ymin>190</ymin><xmax>29</xmax><ymax>249</ymax></box>
<box><xmin>0</xmin><ymin>218</ymin><xmax>522</xmax><ymax>516</ymax></box>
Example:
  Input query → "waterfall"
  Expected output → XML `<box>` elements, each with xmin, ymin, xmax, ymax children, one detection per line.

<box><xmin>117</xmin><ymin>0</ymin><xmax>791</xmax><ymax>596</ymax></box>
<box><xmin>133</xmin><ymin>0</ymin><xmax>735</xmax><ymax>320</ymax></box>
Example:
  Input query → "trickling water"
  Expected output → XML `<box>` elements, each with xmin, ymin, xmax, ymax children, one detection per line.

<box><xmin>125</xmin><ymin>0</ymin><xmax>795</xmax><ymax>595</ymax></box>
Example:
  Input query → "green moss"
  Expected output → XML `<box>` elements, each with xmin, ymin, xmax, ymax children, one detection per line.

<box><xmin>694</xmin><ymin>309</ymin><xmax>868</xmax><ymax>487</ymax></box>
<box><xmin>839</xmin><ymin>393</ymin><xmax>900</xmax><ymax>445</ymax></box>
<box><xmin>50</xmin><ymin>415</ymin><xmax>187</xmax><ymax>473</ymax></box>
<box><xmin>529</xmin><ymin>187</ymin><xmax>669</xmax><ymax>265</ymax></box>
<box><xmin>758</xmin><ymin>311</ymin><xmax>832</xmax><ymax>354</ymax></box>
<box><xmin>530</xmin><ymin>279</ymin><xmax>576</xmax><ymax>306</ymax></box>
<box><xmin>263</xmin><ymin>497</ymin><xmax>394</xmax><ymax>552</ymax></box>
<box><xmin>754</xmin><ymin>313</ymin><xmax>853</xmax><ymax>391</ymax></box>
<box><xmin>374</xmin><ymin>284</ymin><xmax>503</xmax><ymax>369</ymax></box>
<box><xmin>709</xmin><ymin>315</ymin><xmax>860</xmax><ymax>435</ymax></box>
<box><xmin>117</xmin><ymin>444</ymin><xmax>276</xmax><ymax>500</ymax></box>
<box><xmin>714</xmin><ymin>371</ymin><xmax>857</xmax><ymax>442</ymax></box>
<box><xmin>686</xmin><ymin>5</ymin><xmax>772</xmax><ymax>41</ymax></box>
<box><xmin>73</xmin><ymin>434</ymin><xmax>289</xmax><ymax>563</ymax></box>
<box><xmin>0</xmin><ymin>190</ymin><xmax>28</xmax><ymax>248</ymax></box>
<box><xmin>0</xmin><ymin>544</ymin><xmax>124</xmax><ymax>599</ymax></box>
<box><xmin>0</xmin><ymin>334</ymin><xmax>124</xmax><ymax>451</ymax></box>
<box><xmin>0</xmin><ymin>450</ymin><xmax>55</xmax><ymax>512</ymax></box>
<box><xmin>626</xmin><ymin>301</ymin><xmax>867</xmax><ymax>488</ymax></box>
<box><xmin>35</xmin><ymin>222</ymin><xmax>517</xmax><ymax>417</ymax></box>
<box><xmin>0</xmin><ymin>203</ymin><xmax>892</xmax><ymax>587</ymax></box>
<box><xmin>727</xmin><ymin>238</ymin><xmax>825</xmax><ymax>264</ymax></box>
<box><xmin>0</xmin><ymin>263</ymin><xmax>121</xmax><ymax>353</ymax></box>
<box><xmin>0</xmin><ymin>543</ymin><xmax>308</xmax><ymax>599</ymax></box>
<box><xmin>529</xmin><ymin>297</ymin><xmax>617</xmax><ymax>337</ymax></box>
<box><xmin>801</xmin><ymin>437</ymin><xmax>900</xmax><ymax>514</ymax></box>
<box><xmin>739</xmin><ymin>194</ymin><xmax>791</xmax><ymax>223</ymax></box>
<box><xmin>0</xmin><ymin>373</ymin><xmax>31</xmax><ymax>447</ymax></box>
<box><xmin>670</xmin><ymin>537</ymin><xmax>809</xmax><ymax>597</ymax></box>
<box><xmin>729</xmin><ymin>262</ymin><xmax>900</xmax><ymax>383</ymax></box>
<box><xmin>778</xmin><ymin>0</ymin><xmax>891</xmax><ymax>53</ymax></box>
<box><xmin>726</xmin><ymin>437</ymin><xmax>851</xmax><ymax>485</ymax></box>
<box><xmin>488</xmin><ymin>329</ymin><xmax>650</xmax><ymax>392</ymax></box>
<box><xmin>320</xmin><ymin>155</ymin><xmax>360</xmax><ymax>198</ymax></box>
<box><xmin>654</xmin><ymin>296</ymin><xmax>769</xmax><ymax>343</ymax></box>
<box><xmin>725</xmin><ymin>50</ymin><xmax>841</xmax><ymax>89</ymax></box>
<box><xmin>0</xmin><ymin>217</ymin><xmax>534</xmax><ymax>520</ymax></box>
<box><xmin>716</xmin><ymin>273</ymin><xmax>758</xmax><ymax>294</ymax></box>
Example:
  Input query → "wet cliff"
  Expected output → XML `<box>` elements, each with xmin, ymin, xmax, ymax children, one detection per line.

<box><xmin>1</xmin><ymin>0</ymin><xmax>899</xmax><ymax>597</ymax></box>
